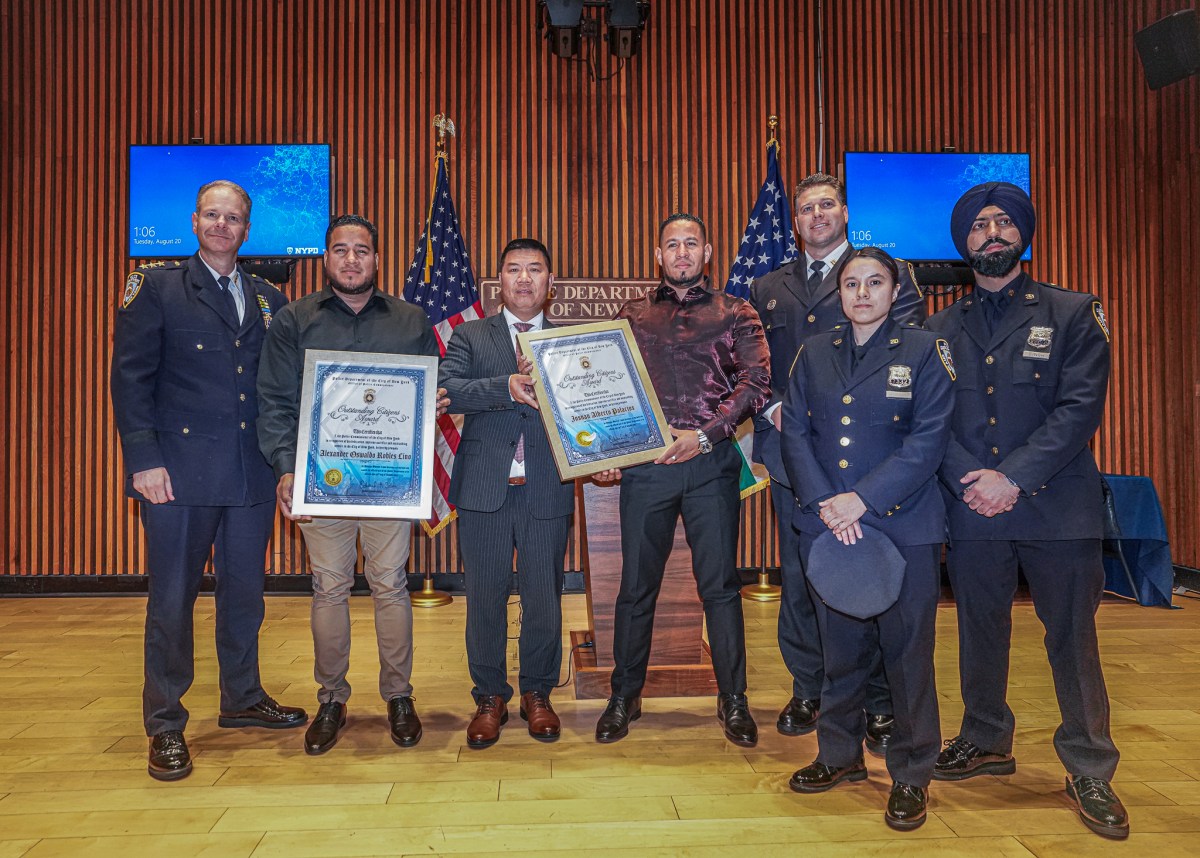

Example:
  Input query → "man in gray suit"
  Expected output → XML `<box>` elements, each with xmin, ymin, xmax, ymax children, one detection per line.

<box><xmin>439</xmin><ymin>237</ymin><xmax>575</xmax><ymax>748</ymax></box>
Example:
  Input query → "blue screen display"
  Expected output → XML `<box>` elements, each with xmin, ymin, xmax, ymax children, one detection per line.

<box><xmin>844</xmin><ymin>152</ymin><xmax>1032</xmax><ymax>262</ymax></box>
<box><xmin>128</xmin><ymin>144</ymin><xmax>331</xmax><ymax>258</ymax></box>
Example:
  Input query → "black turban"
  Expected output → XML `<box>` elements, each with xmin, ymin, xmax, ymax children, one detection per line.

<box><xmin>950</xmin><ymin>181</ymin><xmax>1036</xmax><ymax>261</ymax></box>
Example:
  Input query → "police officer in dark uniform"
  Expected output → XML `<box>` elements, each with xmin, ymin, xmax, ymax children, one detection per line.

<box><xmin>111</xmin><ymin>180</ymin><xmax>307</xmax><ymax>782</ymax></box>
<box><xmin>926</xmin><ymin>182</ymin><xmax>1126</xmax><ymax>839</ymax></box>
<box><xmin>751</xmin><ymin>172</ymin><xmax>925</xmax><ymax>750</ymax></box>
<box><xmin>781</xmin><ymin>247</ymin><xmax>954</xmax><ymax>831</ymax></box>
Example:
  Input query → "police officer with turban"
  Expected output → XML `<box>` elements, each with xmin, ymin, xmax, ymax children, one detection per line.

<box><xmin>926</xmin><ymin>182</ymin><xmax>1126</xmax><ymax>839</ymax></box>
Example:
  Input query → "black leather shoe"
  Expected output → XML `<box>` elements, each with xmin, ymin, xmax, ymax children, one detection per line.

<box><xmin>865</xmin><ymin>712</ymin><xmax>893</xmax><ymax>758</ymax></box>
<box><xmin>776</xmin><ymin>697</ymin><xmax>819</xmax><ymax>736</ymax></box>
<box><xmin>304</xmin><ymin>702</ymin><xmax>346</xmax><ymax>755</ymax></box>
<box><xmin>932</xmin><ymin>735</ymin><xmax>1016</xmax><ymax>781</ymax></box>
<box><xmin>1066</xmin><ymin>775</ymin><xmax>1129</xmax><ymax>839</ymax></box>
<box><xmin>885</xmin><ymin>782</ymin><xmax>928</xmax><ymax>830</ymax></box>
<box><xmin>148</xmin><ymin>730</ymin><xmax>192</xmax><ymax>781</ymax></box>
<box><xmin>388</xmin><ymin>696</ymin><xmax>422</xmax><ymax>747</ymax></box>
<box><xmin>717</xmin><ymin>693</ymin><xmax>758</xmax><ymax>747</ymax></box>
<box><xmin>219</xmin><ymin>694</ymin><xmax>308</xmax><ymax>729</ymax></box>
<box><xmin>595</xmin><ymin>696</ymin><xmax>641</xmax><ymax>743</ymax></box>
<box><xmin>788</xmin><ymin>759</ymin><xmax>869</xmax><ymax>793</ymax></box>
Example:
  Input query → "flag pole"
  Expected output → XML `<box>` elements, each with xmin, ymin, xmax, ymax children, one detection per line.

<box><xmin>411</xmin><ymin>112</ymin><xmax>457</xmax><ymax>610</ymax></box>
<box><xmin>741</xmin><ymin>114</ymin><xmax>784</xmax><ymax>604</ymax></box>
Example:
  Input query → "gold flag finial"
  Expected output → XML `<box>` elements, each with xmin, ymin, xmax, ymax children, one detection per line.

<box><xmin>433</xmin><ymin>113</ymin><xmax>456</xmax><ymax>154</ymax></box>
<box><xmin>767</xmin><ymin>115</ymin><xmax>779</xmax><ymax>147</ymax></box>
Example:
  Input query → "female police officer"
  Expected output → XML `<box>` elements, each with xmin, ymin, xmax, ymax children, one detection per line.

<box><xmin>780</xmin><ymin>247</ymin><xmax>955</xmax><ymax>830</ymax></box>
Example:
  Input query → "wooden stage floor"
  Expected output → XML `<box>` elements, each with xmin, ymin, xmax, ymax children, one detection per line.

<box><xmin>1</xmin><ymin>592</ymin><xmax>1199</xmax><ymax>856</ymax></box>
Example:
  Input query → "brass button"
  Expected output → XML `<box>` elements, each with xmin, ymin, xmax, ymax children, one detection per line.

<box><xmin>842</xmin><ymin>394</ymin><xmax>853</xmax><ymax>405</ymax></box>
<box><xmin>839</xmin><ymin>437</ymin><xmax>851</xmax><ymax>447</ymax></box>
<box><xmin>893</xmin><ymin>415</ymin><xmax>900</xmax><ymax>422</ymax></box>
<box><xmin>991</xmin><ymin>446</ymin><xmax>999</xmax><ymax>455</ymax></box>
<box><xmin>806</xmin><ymin>410</ymin><xmax>812</xmax><ymax>417</ymax></box>
<box><xmin>1034</xmin><ymin>372</ymin><xmax>1040</xmax><ymax>379</ymax></box>
<box><xmin>240</xmin><ymin>421</ymin><xmax>246</xmax><ymax>429</ymax></box>
<box><xmin>237</xmin><ymin>366</ymin><xmax>244</xmax><ymax>374</ymax></box>
<box><xmin>838</xmin><ymin>459</ymin><xmax>849</xmax><ymax>469</ymax></box>
<box><xmin>766</xmin><ymin>323</ymin><xmax>772</xmax><ymax>330</ymax></box>
<box><xmin>985</xmin><ymin>355</ymin><xmax>995</xmax><ymax>365</ymax></box>
<box><xmin>807</xmin><ymin>314</ymin><xmax>816</xmax><ymax>323</ymax></box>
<box><xmin>895</xmin><ymin>504</ymin><xmax>901</xmax><ymax>510</ymax></box>
<box><xmin>988</xmin><ymin>417</ymin><xmax>997</xmax><ymax>425</ymax></box>
<box><xmin>833</xmin><ymin>339</ymin><xmax>843</xmax><ymax>346</ymax></box>
<box><xmin>840</xmin><ymin>416</ymin><xmax>851</xmax><ymax>426</ymax></box>
<box><xmin>886</xmin><ymin>510</ymin><xmax>893</xmax><ymax>516</ymax></box>
<box><xmin>986</xmin><ymin>386</ymin><xmax>995</xmax><ymax>395</ymax></box>
<box><xmin>235</xmin><ymin>339</ymin><xmax>241</xmax><ymax>348</ymax></box>
<box><xmin>195</xmin><ymin>344</ymin><xmax>203</xmax><ymax>350</ymax></box>
<box><xmin>240</xmin><ymin>393</ymin><xmax>246</xmax><ymax>401</ymax></box>
<box><xmin>182</xmin><ymin>427</ymin><xmax>189</xmax><ymax>434</ymax></box>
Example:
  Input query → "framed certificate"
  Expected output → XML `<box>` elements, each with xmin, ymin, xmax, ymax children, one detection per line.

<box><xmin>518</xmin><ymin>320</ymin><xmax>672</xmax><ymax>479</ymax></box>
<box><xmin>292</xmin><ymin>350</ymin><xmax>437</xmax><ymax>519</ymax></box>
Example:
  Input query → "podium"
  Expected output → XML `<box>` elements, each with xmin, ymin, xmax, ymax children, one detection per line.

<box><xmin>570</xmin><ymin>479</ymin><xmax>719</xmax><ymax>698</ymax></box>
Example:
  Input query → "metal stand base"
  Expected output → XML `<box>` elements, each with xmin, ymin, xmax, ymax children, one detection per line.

<box><xmin>741</xmin><ymin>571</ymin><xmax>781</xmax><ymax>602</ymax></box>
<box><xmin>410</xmin><ymin>575</ymin><xmax>452</xmax><ymax>608</ymax></box>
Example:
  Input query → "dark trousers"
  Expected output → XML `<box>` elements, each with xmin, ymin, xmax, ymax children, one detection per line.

<box><xmin>947</xmin><ymin>538</ymin><xmax>1119</xmax><ymax>779</ymax></box>
<box><xmin>610</xmin><ymin>440</ymin><xmax>747</xmax><ymax>698</ymax></box>
<box><xmin>458</xmin><ymin>485</ymin><xmax>571</xmax><ymax>702</ymax></box>
<box><xmin>140</xmin><ymin>500</ymin><xmax>274</xmax><ymax>735</ymax></box>
<box><xmin>776</xmin><ymin>478</ymin><xmax>891</xmax><ymax>711</ymax></box>
<box><xmin>804</xmin><ymin>536</ymin><xmax>942</xmax><ymax>786</ymax></box>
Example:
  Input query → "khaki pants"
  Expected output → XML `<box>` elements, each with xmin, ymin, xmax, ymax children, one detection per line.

<box><xmin>298</xmin><ymin>518</ymin><xmax>414</xmax><ymax>704</ymax></box>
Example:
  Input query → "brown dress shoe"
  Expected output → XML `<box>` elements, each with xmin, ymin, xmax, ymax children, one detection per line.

<box><xmin>520</xmin><ymin>691</ymin><xmax>561</xmax><ymax>742</ymax></box>
<box><xmin>467</xmin><ymin>695</ymin><xmax>508</xmax><ymax>748</ymax></box>
<box><xmin>218</xmin><ymin>694</ymin><xmax>308</xmax><ymax>729</ymax></box>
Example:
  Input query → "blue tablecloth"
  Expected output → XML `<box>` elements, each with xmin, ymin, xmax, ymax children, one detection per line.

<box><xmin>1103</xmin><ymin>474</ymin><xmax>1174</xmax><ymax>607</ymax></box>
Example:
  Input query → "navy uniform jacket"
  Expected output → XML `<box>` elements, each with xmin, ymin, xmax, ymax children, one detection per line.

<box><xmin>110</xmin><ymin>254</ymin><xmax>288</xmax><ymax>506</ymax></box>
<box><xmin>926</xmin><ymin>274</ymin><xmax>1111</xmax><ymax>541</ymax></box>
<box><xmin>438</xmin><ymin>314</ymin><xmax>575</xmax><ymax>520</ymax></box>
<box><xmin>780</xmin><ymin>319</ymin><xmax>955</xmax><ymax>546</ymax></box>
<box><xmin>751</xmin><ymin>248</ymin><xmax>926</xmax><ymax>484</ymax></box>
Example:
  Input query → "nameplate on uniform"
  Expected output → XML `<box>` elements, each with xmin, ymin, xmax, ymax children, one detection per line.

<box><xmin>885</xmin><ymin>364</ymin><xmax>913</xmax><ymax>399</ymax></box>
<box><xmin>292</xmin><ymin>349</ymin><xmax>437</xmax><ymax>519</ymax></box>
<box><xmin>1022</xmin><ymin>326</ymin><xmax>1053</xmax><ymax>360</ymax></box>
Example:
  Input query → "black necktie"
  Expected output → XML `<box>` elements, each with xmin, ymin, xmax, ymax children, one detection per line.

<box><xmin>218</xmin><ymin>275</ymin><xmax>240</xmax><ymax>326</ymax></box>
<box><xmin>805</xmin><ymin>260</ymin><xmax>825</xmax><ymax>301</ymax></box>
<box><xmin>982</xmin><ymin>290</ymin><xmax>1008</xmax><ymax>335</ymax></box>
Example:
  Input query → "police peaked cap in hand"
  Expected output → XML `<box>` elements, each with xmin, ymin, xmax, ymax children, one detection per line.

<box><xmin>950</xmin><ymin>181</ymin><xmax>1037</xmax><ymax>261</ymax></box>
<box><xmin>805</xmin><ymin>525</ymin><xmax>907</xmax><ymax>620</ymax></box>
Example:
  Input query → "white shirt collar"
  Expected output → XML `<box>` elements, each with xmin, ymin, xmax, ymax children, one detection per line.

<box><xmin>501</xmin><ymin>306</ymin><xmax>544</xmax><ymax>330</ymax></box>
<box><xmin>805</xmin><ymin>239</ymin><xmax>850</xmax><ymax>273</ymax></box>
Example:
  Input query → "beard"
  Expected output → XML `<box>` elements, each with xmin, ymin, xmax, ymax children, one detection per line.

<box><xmin>968</xmin><ymin>238</ymin><xmax>1024</xmax><ymax>278</ymax></box>
<box><xmin>333</xmin><ymin>278</ymin><xmax>374</xmax><ymax>296</ymax></box>
<box><xmin>664</xmin><ymin>269</ymin><xmax>704</xmax><ymax>290</ymax></box>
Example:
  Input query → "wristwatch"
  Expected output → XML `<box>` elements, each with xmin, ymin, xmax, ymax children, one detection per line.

<box><xmin>695</xmin><ymin>429</ymin><xmax>713</xmax><ymax>455</ymax></box>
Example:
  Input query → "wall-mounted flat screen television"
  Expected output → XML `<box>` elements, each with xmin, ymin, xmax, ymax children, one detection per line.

<box><xmin>843</xmin><ymin>152</ymin><xmax>1032</xmax><ymax>262</ymax></box>
<box><xmin>128</xmin><ymin>144</ymin><xmax>332</xmax><ymax>258</ymax></box>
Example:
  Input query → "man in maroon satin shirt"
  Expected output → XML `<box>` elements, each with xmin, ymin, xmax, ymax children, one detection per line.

<box><xmin>594</xmin><ymin>213</ymin><xmax>771</xmax><ymax>748</ymax></box>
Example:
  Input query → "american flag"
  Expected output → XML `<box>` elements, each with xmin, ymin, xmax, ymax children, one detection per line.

<box><xmin>724</xmin><ymin>139</ymin><xmax>799</xmax><ymax>299</ymax></box>
<box><xmin>404</xmin><ymin>154</ymin><xmax>482</xmax><ymax>535</ymax></box>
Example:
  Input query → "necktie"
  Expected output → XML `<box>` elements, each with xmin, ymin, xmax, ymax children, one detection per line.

<box><xmin>513</xmin><ymin>322</ymin><xmax>533</xmax><ymax>464</ymax></box>
<box><xmin>982</xmin><ymin>290</ymin><xmax>1008</xmax><ymax>335</ymax></box>
<box><xmin>217</xmin><ymin>275</ymin><xmax>240</xmax><ymax>326</ymax></box>
<box><xmin>805</xmin><ymin>260</ymin><xmax>825</xmax><ymax>301</ymax></box>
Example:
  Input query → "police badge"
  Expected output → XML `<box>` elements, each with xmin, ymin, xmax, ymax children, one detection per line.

<box><xmin>885</xmin><ymin>364</ymin><xmax>913</xmax><ymax>399</ymax></box>
<box><xmin>1023</xmin><ymin>325</ymin><xmax>1053</xmax><ymax>360</ymax></box>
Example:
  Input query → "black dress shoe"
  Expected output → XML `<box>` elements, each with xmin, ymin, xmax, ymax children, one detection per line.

<box><xmin>776</xmin><ymin>697</ymin><xmax>819</xmax><ymax>736</ymax></box>
<box><xmin>885</xmin><ymin>782</ymin><xmax>928</xmax><ymax>830</ymax></box>
<box><xmin>932</xmin><ymin>735</ymin><xmax>1016</xmax><ymax>781</ymax></box>
<box><xmin>219</xmin><ymin>694</ymin><xmax>308</xmax><ymax>729</ymax></box>
<box><xmin>788</xmin><ymin>759</ymin><xmax>869</xmax><ymax>793</ymax></box>
<box><xmin>388</xmin><ymin>696</ymin><xmax>422</xmax><ymax>747</ymax></box>
<box><xmin>717</xmin><ymin>693</ymin><xmax>758</xmax><ymax>747</ymax></box>
<box><xmin>595</xmin><ymin>696</ymin><xmax>641</xmax><ymax>743</ymax></box>
<box><xmin>304</xmin><ymin>702</ymin><xmax>346</xmax><ymax>755</ymax></box>
<box><xmin>1066</xmin><ymin>775</ymin><xmax>1129</xmax><ymax>839</ymax></box>
<box><xmin>148</xmin><ymin>730</ymin><xmax>192</xmax><ymax>781</ymax></box>
<box><xmin>864</xmin><ymin>712</ymin><xmax>894</xmax><ymax>758</ymax></box>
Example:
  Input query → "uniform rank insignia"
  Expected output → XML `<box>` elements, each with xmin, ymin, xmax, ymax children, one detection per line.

<box><xmin>936</xmin><ymin>338</ymin><xmax>956</xmax><ymax>380</ymax></box>
<box><xmin>1023</xmin><ymin>326</ymin><xmax>1053</xmax><ymax>360</ymax></box>
<box><xmin>122</xmin><ymin>272</ymin><xmax>144</xmax><ymax>308</ymax></box>
<box><xmin>1092</xmin><ymin>301</ymin><xmax>1111</xmax><ymax>342</ymax></box>
<box><xmin>886</xmin><ymin>364</ymin><xmax>913</xmax><ymax>399</ymax></box>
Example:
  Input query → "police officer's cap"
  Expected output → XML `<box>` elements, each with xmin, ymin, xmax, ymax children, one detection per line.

<box><xmin>806</xmin><ymin>525</ymin><xmax>907</xmax><ymax>620</ymax></box>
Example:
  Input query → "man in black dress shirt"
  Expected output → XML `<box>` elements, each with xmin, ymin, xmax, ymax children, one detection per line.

<box><xmin>595</xmin><ymin>213</ymin><xmax>771</xmax><ymax>747</ymax></box>
<box><xmin>258</xmin><ymin>214</ymin><xmax>445</xmax><ymax>756</ymax></box>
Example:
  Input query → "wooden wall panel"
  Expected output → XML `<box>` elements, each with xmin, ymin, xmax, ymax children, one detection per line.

<box><xmin>2</xmin><ymin>0</ymin><xmax>1197</xmax><ymax>577</ymax></box>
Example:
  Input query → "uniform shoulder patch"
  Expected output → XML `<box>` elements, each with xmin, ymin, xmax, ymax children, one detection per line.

<box><xmin>1092</xmin><ymin>301</ymin><xmax>1111</xmax><ymax>342</ymax></box>
<box><xmin>936</xmin><ymin>338</ymin><xmax>956</xmax><ymax>380</ymax></box>
<box><xmin>122</xmin><ymin>272</ymin><xmax>144</xmax><ymax>308</ymax></box>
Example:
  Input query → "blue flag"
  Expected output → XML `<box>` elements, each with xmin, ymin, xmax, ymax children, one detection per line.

<box><xmin>725</xmin><ymin>140</ymin><xmax>798</xmax><ymax>299</ymax></box>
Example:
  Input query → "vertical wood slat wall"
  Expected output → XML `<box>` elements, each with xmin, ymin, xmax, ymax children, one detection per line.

<box><xmin>2</xmin><ymin>0</ymin><xmax>1197</xmax><ymax>576</ymax></box>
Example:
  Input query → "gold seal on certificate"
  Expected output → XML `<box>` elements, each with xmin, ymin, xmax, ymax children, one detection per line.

<box><xmin>517</xmin><ymin>320</ymin><xmax>672</xmax><ymax>479</ymax></box>
<box><xmin>291</xmin><ymin>349</ymin><xmax>438</xmax><ymax>519</ymax></box>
